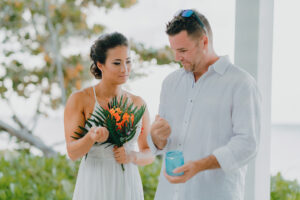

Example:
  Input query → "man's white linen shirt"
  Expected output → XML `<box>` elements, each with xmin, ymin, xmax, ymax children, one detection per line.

<box><xmin>147</xmin><ymin>56</ymin><xmax>261</xmax><ymax>200</ymax></box>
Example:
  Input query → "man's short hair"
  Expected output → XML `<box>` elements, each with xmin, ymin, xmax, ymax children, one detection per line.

<box><xmin>166</xmin><ymin>9</ymin><xmax>212</xmax><ymax>42</ymax></box>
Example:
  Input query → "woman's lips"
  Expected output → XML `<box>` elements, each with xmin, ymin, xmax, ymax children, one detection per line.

<box><xmin>119</xmin><ymin>75</ymin><xmax>129</xmax><ymax>77</ymax></box>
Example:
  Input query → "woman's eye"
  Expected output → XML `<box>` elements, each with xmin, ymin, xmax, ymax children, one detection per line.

<box><xmin>126</xmin><ymin>60</ymin><xmax>131</xmax><ymax>64</ymax></box>
<box><xmin>113</xmin><ymin>62</ymin><xmax>121</xmax><ymax>65</ymax></box>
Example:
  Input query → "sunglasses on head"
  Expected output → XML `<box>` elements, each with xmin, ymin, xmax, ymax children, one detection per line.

<box><xmin>175</xmin><ymin>9</ymin><xmax>208</xmax><ymax>34</ymax></box>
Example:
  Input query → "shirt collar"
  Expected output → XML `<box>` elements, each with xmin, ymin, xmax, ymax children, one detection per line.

<box><xmin>208</xmin><ymin>55</ymin><xmax>230</xmax><ymax>75</ymax></box>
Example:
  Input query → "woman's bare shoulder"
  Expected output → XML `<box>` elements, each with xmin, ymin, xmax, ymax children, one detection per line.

<box><xmin>66</xmin><ymin>87</ymin><xmax>94</xmax><ymax>107</ymax></box>
<box><xmin>125</xmin><ymin>91</ymin><xmax>146</xmax><ymax>107</ymax></box>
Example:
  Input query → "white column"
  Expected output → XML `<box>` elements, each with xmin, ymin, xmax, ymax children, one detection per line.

<box><xmin>234</xmin><ymin>0</ymin><xmax>274</xmax><ymax>200</ymax></box>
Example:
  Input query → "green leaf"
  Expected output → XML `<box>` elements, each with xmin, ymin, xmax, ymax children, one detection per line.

<box><xmin>85</xmin><ymin>120</ymin><xmax>92</xmax><ymax>128</ymax></box>
<box><xmin>78</xmin><ymin>126</ymin><xmax>88</xmax><ymax>134</ymax></box>
<box><xmin>74</xmin><ymin>131</ymin><xmax>84</xmax><ymax>137</ymax></box>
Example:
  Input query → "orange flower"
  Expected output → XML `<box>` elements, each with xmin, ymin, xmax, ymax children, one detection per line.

<box><xmin>109</xmin><ymin>108</ymin><xmax>115</xmax><ymax>116</ymax></box>
<box><xmin>130</xmin><ymin>114</ymin><xmax>134</xmax><ymax>124</ymax></box>
<box><xmin>109</xmin><ymin>108</ymin><xmax>121</xmax><ymax>122</ymax></box>
<box><xmin>115</xmin><ymin>108</ymin><xmax>122</xmax><ymax>114</ymax></box>
<box><xmin>113</xmin><ymin>113</ymin><xmax>121</xmax><ymax>122</ymax></box>
<box><xmin>122</xmin><ymin>113</ymin><xmax>130</xmax><ymax>122</ymax></box>
<box><xmin>116</xmin><ymin>122</ymin><xmax>122</xmax><ymax>130</ymax></box>
<box><xmin>141</xmin><ymin>127</ymin><xmax>144</xmax><ymax>134</ymax></box>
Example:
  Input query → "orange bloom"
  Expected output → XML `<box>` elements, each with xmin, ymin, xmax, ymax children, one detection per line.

<box><xmin>141</xmin><ymin>127</ymin><xmax>144</xmax><ymax>134</ymax></box>
<box><xmin>130</xmin><ymin>114</ymin><xmax>134</xmax><ymax>124</ymax></box>
<box><xmin>115</xmin><ymin>108</ymin><xmax>122</xmax><ymax>114</ymax></box>
<box><xmin>116</xmin><ymin>122</ymin><xmax>122</xmax><ymax>129</ymax></box>
<box><xmin>109</xmin><ymin>108</ymin><xmax>115</xmax><ymax>116</ymax></box>
<box><xmin>113</xmin><ymin>113</ymin><xmax>121</xmax><ymax>122</ymax></box>
<box><xmin>122</xmin><ymin>113</ymin><xmax>130</xmax><ymax>122</ymax></box>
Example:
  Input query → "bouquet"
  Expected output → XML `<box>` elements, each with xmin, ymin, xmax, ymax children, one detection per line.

<box><xmin>71</xmin><ymin>95</ymin><xmax>146</xmax><ymax>170</ymax></box>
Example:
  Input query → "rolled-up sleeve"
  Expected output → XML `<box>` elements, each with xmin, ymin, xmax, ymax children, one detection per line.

<box><xmin>147</xmin><ymin>134</ymin><xmax>171</xmax><ymax>155</ymax></box>
<box><xmin>213</xmin><ymin>79</ymin><xmax>262</xmax><ymax>173</ymax></box>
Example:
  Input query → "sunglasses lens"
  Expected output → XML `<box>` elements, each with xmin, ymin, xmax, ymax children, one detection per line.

<box><xmin>181</xmin><ymin>10</ymin><xmax>193</xmax><ymax>17</ymax></box>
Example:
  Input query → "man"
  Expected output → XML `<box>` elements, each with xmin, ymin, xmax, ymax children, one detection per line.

<box><xmin>148</xmin><ymin>9</ymin><xmax>261</xmax><ymax>200</ymax></box>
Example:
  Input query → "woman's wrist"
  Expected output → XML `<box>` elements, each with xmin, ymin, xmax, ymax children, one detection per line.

<box><xmin>87</xmin><ymin>129</ymin><xmax>96</xmax><ymax>143</ymax></box>
<box><xmin>129</xmin><ymin>151</ymin><xmax>137</xmax><ymax>163</ymax></box>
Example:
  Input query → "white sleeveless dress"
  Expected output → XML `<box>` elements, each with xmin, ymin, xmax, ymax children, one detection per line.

<box><xmin>72</xmin><ymin>87</ymin><xmax>144</xmax><ymax>200</ymax></box>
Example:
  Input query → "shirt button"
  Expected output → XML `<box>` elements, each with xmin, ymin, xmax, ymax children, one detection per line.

<box><xmin>190</xmin><ymin>99</ymin><xmax>193</xmax><ymax>103</ymax></box>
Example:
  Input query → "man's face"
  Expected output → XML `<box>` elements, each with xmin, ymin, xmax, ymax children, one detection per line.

<box><xmin>168</xmin><ymin>30</ymin><xmax>204</xmax><ymax>72</ymax></box>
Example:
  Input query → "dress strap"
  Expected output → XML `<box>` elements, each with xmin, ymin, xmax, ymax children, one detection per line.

<box><xmin>92</xmin><ymin>86</ymin><xmax>99</xmax><ymax>104</ymax></box>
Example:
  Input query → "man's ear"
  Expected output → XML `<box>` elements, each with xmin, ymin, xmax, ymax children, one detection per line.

<box><xmin>202</xmin><ymin>35</ymin><xmax>209</xmax><ymax>49</ymax></box>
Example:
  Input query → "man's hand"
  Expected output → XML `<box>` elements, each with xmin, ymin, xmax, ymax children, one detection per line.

<box><xmin>150</xmin><ymin>115</ymin><xmax>171</xmax><ymax>149</ymax></box>
<box><xmin>164</xmin><ymin>161</ymin><xmax>200</xmax><ymax>184</ymax></box>
<box><xmin>164</xmin><ymin>155</ymin><xmax>221</xmax><ymax>184</ymax></box>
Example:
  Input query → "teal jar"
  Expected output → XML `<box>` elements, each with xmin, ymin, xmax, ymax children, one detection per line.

<box><xmin>165</xmin><ymin>150</ymin><xmax>184</xmax><ymax>176</ymax></box>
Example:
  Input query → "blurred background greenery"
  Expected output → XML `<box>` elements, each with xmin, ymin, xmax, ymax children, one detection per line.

<box><xmin>0</xmin><ymin>150</ymin><xmax>300</xmax><ymax>200</ymax></box>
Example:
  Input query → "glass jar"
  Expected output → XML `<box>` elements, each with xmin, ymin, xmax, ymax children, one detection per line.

<box><xmin>165</xmin><ymin>150</ymin><xmax>184</xmax><ymax>176</ymax></box>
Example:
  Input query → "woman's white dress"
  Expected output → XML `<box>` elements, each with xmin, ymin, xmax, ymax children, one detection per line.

<box><xmin>72</xmin><ymin>88</ymin><xmax>144</xmax><ymax>200</ymax></box>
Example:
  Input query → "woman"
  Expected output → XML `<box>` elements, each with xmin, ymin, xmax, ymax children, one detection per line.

<box><xmin>64</xmin><ymin>32</ymin><xmax>154</xmax><ymax>200</ymax></box>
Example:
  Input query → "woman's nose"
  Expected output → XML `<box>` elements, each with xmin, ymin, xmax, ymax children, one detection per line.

<box><xmin>120</xmin><ymin>62</ymin><xmax>128</xmax><ymax>73</ymax></box>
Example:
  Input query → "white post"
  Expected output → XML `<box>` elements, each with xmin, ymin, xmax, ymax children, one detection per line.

<box><xmin>234</xmin><ymin>0</ymin><xmax>274</xmax><ymax>199</ymax></box>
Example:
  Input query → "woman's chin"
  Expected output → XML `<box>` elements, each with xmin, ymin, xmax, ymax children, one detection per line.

<box><xmin>117</xmin><ymin>78</ymin><xmax>128</xmax><ymax>84</ymax></box>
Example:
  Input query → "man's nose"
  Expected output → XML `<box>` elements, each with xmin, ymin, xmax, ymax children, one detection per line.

<box><xmin>175</xmin><ymin>52</ymin><xmax>183</xmax><ymax>62</ymax></box>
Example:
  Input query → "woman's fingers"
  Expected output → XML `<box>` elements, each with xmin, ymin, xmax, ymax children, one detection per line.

<box><xmin>93</xmin><ymin>127</ymin><xmax>109</xmax><ymax>143</ymax></box>
<box><xmin>113</xmin><ymin>146</ymin><xmax>128</xmax><ymax>163</ymax></box>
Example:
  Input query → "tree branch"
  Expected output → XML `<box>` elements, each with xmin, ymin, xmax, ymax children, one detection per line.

<box><xmin>0</xmin><ymin>119</ymin><xmax>57</xmax><ymax>157</ymax></box>
<box><xmin>12</xmin><ymin>115</ymin><xmax>32</xmax><ymax>134</ymax></box>
<box><xmin>29</xmin><ymin>90</ymin><xmax>43</xmax><ymax>132</ymax></box>
<box><xmin>44</xmin><ymin>0</ymin><xmax>66</xmax><ymax>105</ymax></box>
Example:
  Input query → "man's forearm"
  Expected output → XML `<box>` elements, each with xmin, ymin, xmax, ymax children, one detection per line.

<box><xmin>195</xmin><ymin>154</ymin><xmax>221</xmax><ymax>172</ymax></box>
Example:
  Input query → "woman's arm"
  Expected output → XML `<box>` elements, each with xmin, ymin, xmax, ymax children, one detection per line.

<box><xmin>133</xmin><ymin>105</ymin><xmax>155</xmax><ymax>166</ymax></box>
<box><xmin>113</xmin><ymin>98</ymin><xmax>155</xmax><ymax>166</ymax></box>
<box><xmin>64</xmin><ymin>91</ymin><xmax>108</xmax><ymax>161</ymax></box>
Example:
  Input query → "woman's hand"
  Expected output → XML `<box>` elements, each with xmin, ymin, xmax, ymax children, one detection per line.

<box><xmin>89</xmin><ymin>127</ymin><xmax>109</xmax><ymax>143</ymax></box>
<box><xmin>113</xmin><ymin>146</ymin><xmax>136</xmax><ymax>164</ymax></box>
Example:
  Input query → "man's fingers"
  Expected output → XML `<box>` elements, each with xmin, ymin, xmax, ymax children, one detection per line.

<box><xmin>164</xmin><ymin>170</ymin><xmax>185</xmax><ymax>184</ymax></box>
<box><xmin>155</xmin><ymin>115</ymin><xmax>160</xmax><ymax>121</ymax></box>
<box><xmin>155</xmin><ymin>118</ymin><xmax>167</xmax><ymax>125</ymax></box>
<box><xmin>173</xmin><ymin>164</ymin><xmax>188</xmax><ymax>173</ymax></box>
<box><xmin>156</xmin><ymin>125</ymin><xmax>170</xmax><ymax>135</ymax></box>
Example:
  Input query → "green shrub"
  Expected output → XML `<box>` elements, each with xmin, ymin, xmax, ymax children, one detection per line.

<box><xmin>139</xmin><ymin>157</ymin><xmax>162</xmax><ymax>200</ymax></box>
<box><xmin>0</xmin><ymin>150</ymin><xmax>79</xmax><ymax>200</ymax></box>
<box><xmin>0</xmin><ymin>150</ymin><xmax>162</xmax><ymax>200</ymax></box>
<box><xmin>2</xmin><ymin>150</ymin><xmax>300</xmax><ymax>200</ymax></box>
<box><xmin>271</xmin><ymin>172</ymin><xmax>300</xmax><ymax>200</ymax></box>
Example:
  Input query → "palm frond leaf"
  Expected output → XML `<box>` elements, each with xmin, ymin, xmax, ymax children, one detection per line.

<box><xmin>71</xmin><ymin>94</ymin><xmax>146</xmax><ymax>168</ymax></box>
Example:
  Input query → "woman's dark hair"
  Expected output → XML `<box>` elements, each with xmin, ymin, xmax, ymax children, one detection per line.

<box><xmin>90</xmin><ymin>32</ymin><xmax>128</xmax><ymax>79</ymax></box>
